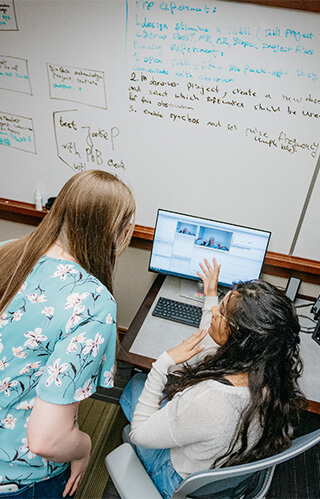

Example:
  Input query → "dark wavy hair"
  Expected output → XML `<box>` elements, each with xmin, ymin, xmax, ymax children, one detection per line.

<box><xmin>164</xmin><ymin>280</ymin><xmax>306</xmax><ymax>467</ymax></box>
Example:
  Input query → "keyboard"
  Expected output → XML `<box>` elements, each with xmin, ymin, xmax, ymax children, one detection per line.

<box><xmin>152</xmin><ymin>297</ymin><xmax>202</xmax><ymax>328</ymax></box>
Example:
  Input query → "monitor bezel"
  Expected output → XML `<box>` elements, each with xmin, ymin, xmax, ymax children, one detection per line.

<box><xmin>148</xmin><ymin>208</ymin><xmax>271</xmax><ymax>288</ymax></box>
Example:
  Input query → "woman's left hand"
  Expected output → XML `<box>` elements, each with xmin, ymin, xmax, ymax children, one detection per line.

<box><xmin>197</xmin><ymin>258</ymin><xmax>221</xmax><ymax>297</ymax></box>
<box><xmin>167</xmin><ymin>329</ymin><xmax>208</xmax><ymax>365</ymax></box>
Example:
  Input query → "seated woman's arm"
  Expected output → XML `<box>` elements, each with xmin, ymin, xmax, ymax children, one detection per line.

<box><xmin>130</xmin><ymin>350</ymin><xmax>177</xmax><ymax>448</ymax></box>
<box><xmin>131</xmin><ymin>259</ymin><xmax>221</xmax><ymax>448</ymax></box>
<box><xmin>200</xmin><ymin>295</ymin><xmax>218</xmax><ymax>329</ymax></box>
<box><xmin>198</xmin><ymin>257</ymin><xmax>220</xmax><ymax>351</ymax></box>
<box><xmin>130</xmin><ymin>330</ymin><xmax>208</xmax><ymax>448</ymax></box>
<box><xmin>27</xmin><ymin>397</ymin><xmax>91</xmax><ymax>497</ymax></box>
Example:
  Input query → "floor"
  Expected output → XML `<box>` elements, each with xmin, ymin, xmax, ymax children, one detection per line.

<box><xmin>75</xmin><ymin>397</ymin><xmax>127</xmax><ymax>499</ymax></box>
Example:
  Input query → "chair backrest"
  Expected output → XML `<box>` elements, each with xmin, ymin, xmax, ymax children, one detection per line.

<box><xmin>106</xmin><ymin>442</ymin><xmax>162</xmax><ymax>499</ymax></box>
<box><xmin>106</xmin><ymin>429</ymin><xmax>320</xmax><ymax>499</ymax></box>
<box><xmin>171</xmin><ymin>428</ymin><xmax>320</xmax><ymax>498</ymax></box>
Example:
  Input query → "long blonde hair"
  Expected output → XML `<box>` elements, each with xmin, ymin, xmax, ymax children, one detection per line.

<box><xmin>0</xmin><ymin>170</ymin><xmax>135</xmax><ymax>315</ymax></box>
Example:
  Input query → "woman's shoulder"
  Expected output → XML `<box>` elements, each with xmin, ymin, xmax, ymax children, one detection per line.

<box><xmin>26</xmin><ymin>255</ymin><xmax>116</xmax><ymax>308</ymax></box>
<box><xmin>38</xmin><ymin>256</ymin><xmax>110</xmax><ymax>289</ymax></box>
<box><xmin>0</xmin><ymin>238</ymin><xmax>15</xmax><ymax>248</ymax></box>
<box><xmin>180</xmin><ymin>377</ymin><xmax>250</xmax><ymax>393</ymax></box>
<box><xmin>175</xmin><ymin>378</ymin><xmax>250</xmax><ymax>410</ymax></box>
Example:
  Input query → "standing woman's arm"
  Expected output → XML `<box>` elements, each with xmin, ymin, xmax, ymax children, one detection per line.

<box><xmin>27</xmin><ymin>397</ymin><xmax>91</xmax><ymax>497</ymax></box>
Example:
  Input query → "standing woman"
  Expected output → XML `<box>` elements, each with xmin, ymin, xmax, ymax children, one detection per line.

<box><xmin>0</xmin><ymin>170</ymin><xmax>135</xmax><ymax>498</ymax></box>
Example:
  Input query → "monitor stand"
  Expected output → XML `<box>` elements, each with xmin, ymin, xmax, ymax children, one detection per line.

<box><xmin>180</xmin><ymin>279</ymin><xmax>205</xmax><ymax>303</ymax></box>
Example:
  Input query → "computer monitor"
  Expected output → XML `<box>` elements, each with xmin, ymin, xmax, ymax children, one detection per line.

<box><xmin>149</xmin><ymin>209</ymin><xmax>271</xmax><ymax>300</ymax></box>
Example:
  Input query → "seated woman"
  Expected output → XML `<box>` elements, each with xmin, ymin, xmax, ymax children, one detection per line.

<box><xmin>120</xmin><ymin>258</ymin><xmax>306</xmax><ymax>499</ymax></box>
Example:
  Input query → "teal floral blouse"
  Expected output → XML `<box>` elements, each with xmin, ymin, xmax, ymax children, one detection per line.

<box><xmin>0</xmin><ymin>254</ymin><xmax>117</xmax><ymax>485</ymax></box>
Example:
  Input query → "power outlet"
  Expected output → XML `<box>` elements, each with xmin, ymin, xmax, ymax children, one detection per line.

<box><xmin>285</xmin><ymin>277</ymin><xmax>301</xmax><ymax>302</ymax></box>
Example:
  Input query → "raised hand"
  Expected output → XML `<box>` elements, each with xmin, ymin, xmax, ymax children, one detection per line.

<box><xmin>197</xmin><ymin>258</ymin><xmax>221</xmax><ymax>297</ymax></box>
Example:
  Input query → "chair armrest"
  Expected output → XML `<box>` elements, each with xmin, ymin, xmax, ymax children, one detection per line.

<box><xmin>105</xmin><ymin>443</ymin><xmax>162</xmax><ymax>499</ymax></box>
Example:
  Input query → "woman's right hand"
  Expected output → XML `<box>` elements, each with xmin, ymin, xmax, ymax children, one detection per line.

<box><xmin>197</xmin><ymin>258</ymin><xmax>221</xmax><ymax>297</ymax></box>
<box><xmin>167</xmin><ymin>329</ymin><xmax>208</xmax><ymax>365</ymax></box>
<box><xmin>27</xmin><ymin>397</ymin><xmax>91</xmax><ymax>498</ymax></box>
<box><xmin>63</xmin><ymin>446</ymin><xmax>91</xmax><ymax>497</ymax></box>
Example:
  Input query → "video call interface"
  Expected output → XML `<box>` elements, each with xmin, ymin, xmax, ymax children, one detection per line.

<box><xmin>149</xmin><ymin>210</ymin><xmax>271</xmax><ymax>288</ymax></box>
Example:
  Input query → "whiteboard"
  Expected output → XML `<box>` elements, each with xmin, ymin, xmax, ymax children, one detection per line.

<box><xmin>0</xmin><ymin>0</ymin><xmax>319</xmax><ymax>260</ymax></box>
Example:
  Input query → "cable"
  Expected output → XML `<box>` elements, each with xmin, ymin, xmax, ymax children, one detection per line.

<box><xmin>300</xmin><ymin>328</ymin><xmax>316</xmax><ymax>334</ymax></box>
<box><xmin>295</xmin><ymin>303</ymin><xmax>314</xmax><ymax>309</ymax></box>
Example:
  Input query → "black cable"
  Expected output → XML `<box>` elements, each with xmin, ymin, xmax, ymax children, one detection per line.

<box><xmin>295</xmin><ymin>303</ymin><xmax>314</xmax><ymax>309</ymax></box>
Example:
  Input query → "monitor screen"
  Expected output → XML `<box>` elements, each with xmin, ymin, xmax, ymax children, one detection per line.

<box><xmin>149</xmin><ymin>209</ymin><xmax>271</xmax><ymax>288</ymax></box>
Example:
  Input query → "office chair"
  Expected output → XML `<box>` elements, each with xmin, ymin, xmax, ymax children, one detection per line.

<box><xmin>105</xmin><ymin>428</ymin><xmax>320</xmax><ymax>499</ymax></box>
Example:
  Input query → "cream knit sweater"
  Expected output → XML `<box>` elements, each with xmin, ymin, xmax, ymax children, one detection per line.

<box><xmin>129</xmin><ymin>296</ymin><xmax>261</xmax><ymax>477</ymax></box>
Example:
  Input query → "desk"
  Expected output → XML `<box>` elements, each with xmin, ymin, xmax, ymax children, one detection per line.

<box><xmin>118</xmin><ymin>275</ymin><xmax>320</xmax><ymax>413</ymax></box>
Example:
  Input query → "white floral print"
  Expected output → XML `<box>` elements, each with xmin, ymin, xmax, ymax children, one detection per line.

<box><xmin>0</xmin><ymin>251</ymin><xmax>116</xmax><ymax>484</ymax></box>
<box><xmin>18</xmin><ymin>282</ymin><xmax>27</xmax><ymax>294</ymax></box>
<box><xmin>26</xmin><ymin>292</ymin><xmax>47</xmax><ymax>303</ymax></box>
<box><xmin>20</xmin><ymin>438</ymin><xmax>36</xmax><ymax>459</ymax></box>
<box><xmin>35</xmin><ymin>366</ymin><xmax>45</xmax><ymax>377</ymax></box>
<box><xmin>41</xmin><ymin>306</ymin><xmax>54</xmax><ymax>318</ymax></box>
<box><xmin>45</xmin><ymin>358</ymin><xmax>69</xmax><ymax>387</ymax></box>
<box><xmin>12</xmin><ymin>310</ymin><xmax>23</xmax><ymax>321</ymax></box>
<box><xmin>66</xmin><ymin>333</ymin><xmax>86</xmax><ymax>354</ymax></box>
<box><xmin>18</xmin><ymin>361</ymin><xmax>42</xmax><ymax>376</ymax></box>
<box><xmin>106</xmin><ymin>314</ymin><xmax>113</xmax><ymax>324</ymax></box>
<box><xmin>103</xmin><ymin>366</ymin><xmax>114</xmax><ymax>388</ymax></box>
<box><xmin>24</xmin><ymin>328</ymin><xmax>48</xmax><ymax>348</ymax></box>
<box><xmin>0</xmin><ymin>377</ymin><xmax>18</xmax><ymax>396</ymax></box>
<box><xmin>51</xmin><ymin>264</ymin><xmax>78</xmax><ymax>281</ymax></box>
<box><xmin>0</xmin><ymin>313</ymin><xmax>8</xmax><ymax>328</ymax></box>
<box><xmin>12</xmin><ymin>346</ymin><xmax>27</xmax><ymax>359</ymax></box>
<box><xmin>83</xmin><ymin>333</ymin><xmax>104</xmax><ymax>357</ymax></box>
<box><xmin>74</xmin><ymin>379</ymin><xmax>93</xmax><ymax>401</ymax></box>
<box><xmin>16</xmin><ymin>399</ymin><xmax>36</xmax><ymax>410</ymax></box>
<box><xmin>65</xmin><ymin>292</ymin><xmax>89</xmax><ymax>310</ymax></box>
<box><xmin>0</xmin><ymin>357</ymin><xmax>9</xmax><ymax>370</ymax></box>
<box><xmin>2</xmin><ymin>414</ymin><xmax>17</xmax><ymax>430</ymax></box>
<box><xmin>66</xmin><ymin>304</ymin><xmax>85</xmax><ymax>332</ymax></box>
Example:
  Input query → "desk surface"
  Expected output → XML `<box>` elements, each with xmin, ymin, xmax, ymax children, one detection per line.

<box><xmin>118</xmin><ymin>275</ymin><xmax>320</xmax><ymax>410</ymax></box>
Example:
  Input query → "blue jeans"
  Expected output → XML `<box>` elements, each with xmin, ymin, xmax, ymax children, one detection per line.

<box><xmin>120</xmin><ymin>373</ymin><xmax>183</xmax><ymax>499</ymax></box>
<box><xmin>0</xmin><ymin>466</ymin><xmax>72</xmax><ymax>498</ymax></box>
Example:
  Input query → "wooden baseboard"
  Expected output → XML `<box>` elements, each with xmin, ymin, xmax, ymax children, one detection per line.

<box><xmin>117</xmin><ymin>326</ymin><xmax>127</xmax><ymax>342</ymax></box>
